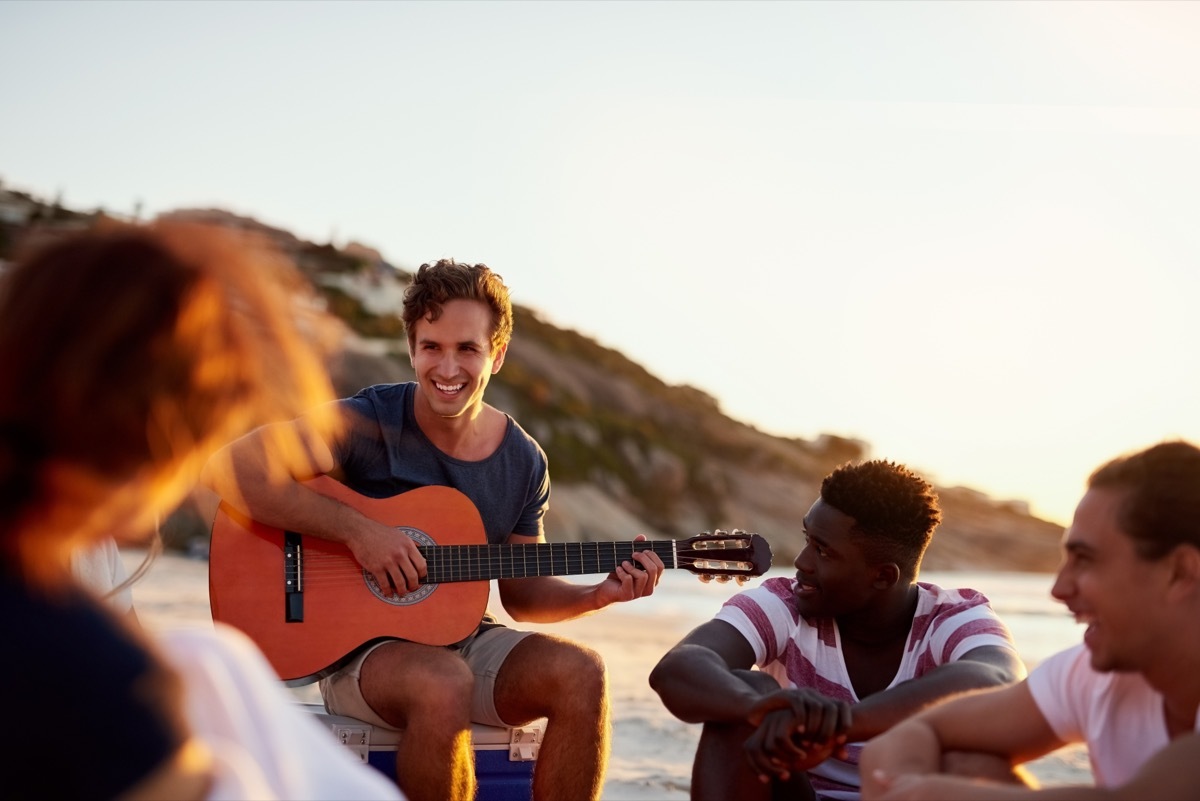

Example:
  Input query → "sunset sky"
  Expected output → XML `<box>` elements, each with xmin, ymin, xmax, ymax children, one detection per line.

<box><xmin>4</xmin><ymin>1</ymin><xmax>1198</xmax><ymax>526</ymax></box>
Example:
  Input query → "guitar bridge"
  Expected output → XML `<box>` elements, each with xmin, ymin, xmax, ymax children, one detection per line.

<box><xmin>284</xmin><ymin>531</ymin><xmax>304</xmax><ymax>622</ymax></box>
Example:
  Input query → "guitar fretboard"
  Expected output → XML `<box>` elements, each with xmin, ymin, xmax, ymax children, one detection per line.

<box><xmin>419</xmin><ymin>540</ymin><xmax>678</xmax><ymax>583</ymax></box>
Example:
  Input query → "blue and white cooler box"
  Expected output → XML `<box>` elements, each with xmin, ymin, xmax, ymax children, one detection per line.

<box><xmin>306</xmin><ymin>703</ymin><xmax>544</xmax><ymax>801</ymax></box>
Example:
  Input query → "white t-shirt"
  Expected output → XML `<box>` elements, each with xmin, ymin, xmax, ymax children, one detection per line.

<box><xmin>158</xmin><ymin>624</ymin><xmax>406</xmax><ymax>801</ymax></box>
<box><xmin>715</xmin><ymin>578</ymin><xmax>1020</xmax><ymax>800</ymax></box>
<box><xmin>1027</xmin><ymin>642</ymin><xmax>1200</xmax><ymax>788</ymax></box>
<box><xmin>69</xmin><ymin>542</ymin><xmax>402</xmax><ymax>799</ymax></box>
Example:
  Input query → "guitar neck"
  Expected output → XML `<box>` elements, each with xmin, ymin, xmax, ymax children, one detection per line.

<box><xmin>419</xmin><ymin>540</ymin><xmax>677</xmax><ymax>584</ymax></box>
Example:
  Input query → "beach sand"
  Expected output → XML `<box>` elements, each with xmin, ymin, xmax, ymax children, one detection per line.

<box><xmin>124</xmin><ymin>549</ymin><xmax>1092</xmax><ymax>799</ymax></box>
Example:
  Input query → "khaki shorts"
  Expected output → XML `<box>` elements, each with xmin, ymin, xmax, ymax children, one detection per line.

<box><xmin>319</xmin><ymin>626</ymin><xmax>532</xmax><ymax>729</ymax></box>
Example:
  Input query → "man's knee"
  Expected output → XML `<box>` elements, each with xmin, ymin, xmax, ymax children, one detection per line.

<box><xmin>535</xmin><ymin>638</ymin><xmax>607</xmax><ymax>697</ymax></box>
<box><xmin>501</xmin><ymin>636</ymin><xmax>607</xmax><ymax>720</ymax></box>
<box><xmin>364</xmin><ymin>644</ymin><xmax>474</xmax><ymax>719</ymax></box>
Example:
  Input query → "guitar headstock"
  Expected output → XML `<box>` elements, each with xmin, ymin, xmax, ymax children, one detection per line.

<box><xmin>678</xmin><ymin>529</ymin><xmax>773</xmax><ymax>585</ymax></box>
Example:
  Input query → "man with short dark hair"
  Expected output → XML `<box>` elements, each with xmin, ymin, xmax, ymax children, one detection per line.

<box><xmin>650</xmin><ymin>459</ymin><xmax>1025</xmax><ymax>800</ymax></box>
<box><xmin>861</xmin><ymin>440</ymin><xmax>1200</xmax><ymax>800</ymax></box>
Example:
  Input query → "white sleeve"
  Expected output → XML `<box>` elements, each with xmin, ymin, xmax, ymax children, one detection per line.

<box><xmin>713</xmin><ymin>580</ymin><xmax>795</xmax><ymax>667</ymax></box>
<box><xmin>1026</xmin><ymin>643</ymin><xmax>1090</xmax><ymax>743</ymax></box>
<box><xmin>156</xmin><ymin>624</ymin><xmax>406</xmax><ymax>801</ymax></box>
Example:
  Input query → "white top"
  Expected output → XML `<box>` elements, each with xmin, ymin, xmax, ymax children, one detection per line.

<box><xmin>158</xmin><ymin>624</ymin><xmax>406</xmax><ymax>801</ymax></box>
<box><xmin>716</xmin><ymin>578</ymin><xmax>1020</xmax><ymax>800</ymax></box>
<box><xmin>68</xmin><ymin>542</ymin><xmax>401</xmax><ymax>798</ymax></box>
<box><xmin>1027</xmin><ymin>642</ymin><xmax>1200</xmax><ymax>788</ymax></box>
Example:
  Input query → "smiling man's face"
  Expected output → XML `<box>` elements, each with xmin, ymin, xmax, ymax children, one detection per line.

<box><xmin>1051</xmin><ymin>486</ymin><xmax>1174</xmax><ymax>673</ymax></box>
<box><xmin>792</xmin><ymin>497</ymin><xmax>882</xmax><ymax>620</ymax></box>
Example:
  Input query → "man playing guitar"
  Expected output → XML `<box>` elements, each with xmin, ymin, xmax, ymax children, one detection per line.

<box><xmin>203</xmin><ymin>259</ymin><xmax>665</xmax><ymax>801</ymax></box>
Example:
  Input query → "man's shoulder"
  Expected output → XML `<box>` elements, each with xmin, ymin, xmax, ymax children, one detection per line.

<box><xmin>349</xmin><ymin>381</ymin><xmax>414</xmax><ymax>402</ymax></box>
<box><xmin>340</xmin><ymin>382</ymin><xmax>415</xmax><ymax>416</ymax></box>
<box><xmin>912</xmin><ymin>582</ymin><xmax>1012</xmax><ymax>639</ymax></box>
<box><xmin>916</xmin><ymin>581</ymin><xmax>995</xmax><ymax>612</ymax></box>
<box><xmin>721</xmin><ymin>576</ymin><xmax>797</xmax><ymax>613</ymax></box>
<box><xmin>498</xmin><ymin>409</ymin><xmax>548</xmax><ymax>461</ymax></box>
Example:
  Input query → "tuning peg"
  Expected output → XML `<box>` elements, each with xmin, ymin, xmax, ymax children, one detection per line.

<box><xmin>698</xmin><ymin>574</ymin><xmax>713</xmax><ymax>583</ymax></box>
<box><xmin>715</xmin><ymin>575</ymin><xmax>730</xmax><ymax>583</ymax></box>
<box><xmin>735</xmin><ymin>576</ymin><xmax>748</xmax><ymax>586</ymax></box>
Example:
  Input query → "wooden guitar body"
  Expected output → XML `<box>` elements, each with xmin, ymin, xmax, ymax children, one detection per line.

<box><xmin>210</xmin><ymin>478</ymin><xmax>488</xmax><ymax>683</ymax></box>
<box><xmin>209</xmin><ymin>475</ymin><xmax>772</xmax><ymax>684</ymax></box>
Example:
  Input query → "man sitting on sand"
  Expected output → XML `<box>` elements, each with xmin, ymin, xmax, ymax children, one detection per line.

<box><xmin>861</xmin><ymin>440</ymin><xmax>1200</xmax><ymax>800</ymax></box>
<box><xmin>650</xmin><ymin>459</ymin><xmax>1027</xmax><ymax>801</ymax></box>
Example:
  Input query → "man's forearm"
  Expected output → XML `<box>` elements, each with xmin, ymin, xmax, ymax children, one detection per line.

<box><xmin>860</xmin><ymin>719</ymin><xmax>942</xmax><ymax>798</ymax></box>
<box><xmin>499</xmin><ymin>575</ymin><xmax>610</xmax><ymax>623</ymax></box>
<box><xmin>849</xmin><ymin>658</ymin><xmax>1016</xmax><ymax>741</ymax></box>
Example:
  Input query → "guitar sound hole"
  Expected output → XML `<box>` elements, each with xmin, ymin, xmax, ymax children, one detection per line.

<box><xmin>363</xmin><ymin>527</ymin><xmax>438</xmax><ymax>606</ymax></box>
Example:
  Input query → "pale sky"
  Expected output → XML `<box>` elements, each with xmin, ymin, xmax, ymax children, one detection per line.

<box><xmin>4</xmin><ymin>1</ymin><xmax>1198</xmax><ymax>526</ymax></box>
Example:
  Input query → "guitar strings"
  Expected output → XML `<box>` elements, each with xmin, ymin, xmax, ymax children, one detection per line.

<box><xmin>278</xmin><ymin>548</ymin><xmax>752</xmax><ymax>587</ymax></box>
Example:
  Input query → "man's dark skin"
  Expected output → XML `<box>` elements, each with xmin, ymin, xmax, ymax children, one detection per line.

<box><xmin>650</xmin><ymin>497</ymin><xmax>1025</xmax><ymax>801</ymax></box>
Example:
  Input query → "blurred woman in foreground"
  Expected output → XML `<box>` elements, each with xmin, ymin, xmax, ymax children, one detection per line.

<box><xmin>0</xmin><ymin>220</ymin><xmax>402</xmax><ymax>799</ymax></box>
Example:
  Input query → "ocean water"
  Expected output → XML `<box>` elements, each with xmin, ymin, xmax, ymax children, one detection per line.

<box><xmin>609</xmin><ymin>566</ymin><xmax>1081</xmax><ymax>645</ymax></box>
<box><xmin>124</xmin><ymin>552</ymin><xmax>1094</xmax><ymax>799</ymax></box>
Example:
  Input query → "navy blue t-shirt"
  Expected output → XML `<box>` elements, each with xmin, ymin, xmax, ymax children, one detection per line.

<box><xmin>330</xmin><ymin>382</ymin><xmax>550</xmax><ymax>545</ymax></box>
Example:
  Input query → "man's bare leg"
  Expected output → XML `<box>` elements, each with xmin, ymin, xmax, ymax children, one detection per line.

<box><xmin>690</xmin><ymin>669</ymin><xmax>814</xmax><ymax>801</ymax></box>
<box><xmin>691</xmin><ymin>717</ymin><xmax>774</xmax><ymax>801</ymax></box>
<box><xmin>493</xmin><ymin>634</ymin><xmax>610</xmax><ymax>801</ymax></box>
<box><xmin>359</xmin><ymin>640</ymin><xmax>476</xmax><ymax>801</ymax></box>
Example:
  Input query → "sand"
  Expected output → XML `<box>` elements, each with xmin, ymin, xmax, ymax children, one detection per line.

<box><xmin>123</xmin><ymin>549</ymin><xmax>1093</xmax><ymax>798</ymax></box>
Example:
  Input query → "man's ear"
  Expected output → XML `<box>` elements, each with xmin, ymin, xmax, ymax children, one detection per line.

<box><xmin>491</xmin><ymin>343</ymin><xmax>508</xmax><ymax>373</ymax></box>
<box><xmin>873</xmin><ymin>562</ymin><xmax>900</xmax><ymax>590</ymax></box>
<box><xmin>1167</xmin><ymin>544</ymin><xmax>1200</xmax><ymax>601</ymax></box>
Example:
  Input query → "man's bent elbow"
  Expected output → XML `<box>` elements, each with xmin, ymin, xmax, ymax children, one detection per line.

<box><xmin>648</xmin><ymin>650</ymin><xmax>681</xmax><ymax>697</ymax></box>
<box><xmin>959</xmin><ymin>648</ymin><xmax>1028</xmax><ymax>689</ymax></box>
<box><xmin>986</xmin><ymin>657</ymin><xmax>1026</xmax><ymax>688</ymax></box>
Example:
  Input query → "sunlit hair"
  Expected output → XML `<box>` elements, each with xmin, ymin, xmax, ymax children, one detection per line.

<box><xmin>1087</xmin><ymin>439</ymin><xmax>1200</xmax><ymax>560</ymax></box>
<box><xmin>820</xmin><ymin>459</ymin><xmax>942</xmax><ymax>575</ymax></box>
<box><xmin>0</xmin><ymin>220</ymin><xmax>341</xmax><ymax>580</ymax></box>
<box><xmin>401</xmin><ymin>258</ymin><xmax>513</xmax><ymax>354</ymax></box>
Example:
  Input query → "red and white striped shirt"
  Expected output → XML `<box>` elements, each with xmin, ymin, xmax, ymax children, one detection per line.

<box><xmin>715</xmin><ymin>578</ymin><xmax>1020</xmax><ymax>800</ymax></box>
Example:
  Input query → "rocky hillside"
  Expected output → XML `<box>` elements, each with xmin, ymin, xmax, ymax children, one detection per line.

<box><xmin>1</xmin><ymin>197</ymin><xmax>1066</xmax><ymax>572</ymax></box>
<box><xmin>327</xmin><ymin>312</ymin><xmax>1063</xmax><ymax>574</ymax></box>
<box><xmin>297</xmin><ymin>226</ymin><xmax>1065</xmax><ymax>574</ymax></box>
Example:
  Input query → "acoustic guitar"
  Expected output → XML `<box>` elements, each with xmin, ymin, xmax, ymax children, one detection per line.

<box><xmin>209</xmin><ymin>475</ymin><xmax>773</xmax><ymax>684</ymax></box>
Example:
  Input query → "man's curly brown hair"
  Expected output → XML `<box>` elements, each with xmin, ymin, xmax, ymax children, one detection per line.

<box><xmin>820</xmin><ymin>459</ymin><xmax>942</xmax><ymax>576</ymax></box>
<box><xmin>402</xmin><ymin>258</ymin><xmax>513</xmax><ymax>355</ymax></box>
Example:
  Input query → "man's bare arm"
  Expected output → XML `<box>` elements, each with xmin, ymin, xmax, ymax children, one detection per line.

<box><xmin>201</xmin><ymin>414</ymin><xmax>426</xmax><ymax>593</ymax></box>
<box><xmin>860</xmin><ymin>681</ymin><xmax>1063</xmax><ymax>800</ymax></box>
<box><xmin>648</xmin><ymin>619</ymin><xmax>765</xmax><ymax>724</ymax></box>
<box><xmin>848</xmin><ymin>644</ymin><xmax>1025</xmax><ymax>742</ymax></box>
<box><xmin>497</xmin><ymin>534</ymin><xmax>664</xmax><ymax>623</ymax></box>
<box><xmin>865</xmin><ymin>730</ymin><xmax>1200</xmax><ymax>801</ymax></box>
